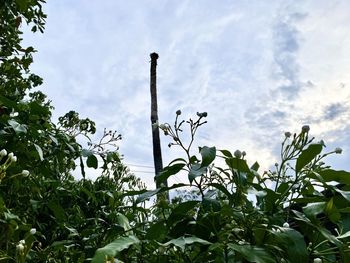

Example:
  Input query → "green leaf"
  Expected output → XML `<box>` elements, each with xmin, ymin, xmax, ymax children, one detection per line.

<box><xmin>171</xmin><ymin>200</ymin><xmax>199</xmax><ymax>215</ymax></box>
<box><xmin>0</xmin><ymin>95</ymin><xmax>16</xmax><ymax>107</ymax></box>
<box><xmin>136</xmin><ymin>183</ymin><xmax>188</xmax><ymax>204</ymax></box>
<box><xmin>208</xmin><ymin>183</ymin><xmax>233</xmax><ymax>199</ymax></box>
<box><xmin>8</xmin><ymin>119</ymin><xmax>27</xmax><ymax>133</ymax></box>
<box><xmin>117</xmin><ymin>213</ymin><xmax>132</xmax><ymax>233</ymax></box>
<box><xmin>267</xmin><ymin>228</ymin><xmax>309</xmax><ymax>263</ymax></box>
<box><xmin>200</xmin><ymin>146</ymin><xmax>216</xmax><ymax>167</ymax></box>
<box><xmin>251</xmin><ymin>161</ymin><xmax>260</xmax><ymax>171</ymax></box>
<box><xmin>16</xmin><ymin>0</ymin><xmax>29</xmax><ymax>11</ymax></box>
<box><xmin>225</xmin><ymin>157</ymin><xmax>250</xmax><ymax>173</ymax></box>
<box><xmin>219</xmin><ymin>149</ymin><xmax>233</xmax><ymax>158</ymax></box>
<box><xmin>161</xmin><ymin>236</ymin><xmax>211</xmax><ymax>251</ymax></box>
<box><xmin>92</xmin><ymin>235</ymin><xmax>140</xmax><ymax>263</ymax></box>
<box><xmin>4</xmin><ymin>211</ymin><xmax>20</xmax><ymax>221</ymax></box>
<box><xmin>87</xmin><ymin>154</ymin><xmax>98</xmax><ymax>169</ymax></box>
<box><xmin>202</xmin><ymin>197</ymin><xmax>221</xmax><ymax>212</ymax></box>
<box><xmin>303</xmin><ymin>202</ymin><xmax>326</xmax><ymax>219</ymax></box>
<box><xmin>227</xmin><ymin>244</ymin><xmax>275</xmax><ymax>263</ymax></box>
<box><xmin>188</xmin><ymin>163</ymin><xmax>207</xmax><ymax>183</ymax></box>
<box><xmin>156</xmin><ymin>163</ymin><xmax>185</xmax><ymax>184</ymax></box>
<box><xmin>338</xmin><ymin>231</ymin><xmax>350</xmax><ymax>239</ymax></box>
<box><xmin>296</xmin><ymin>143</ymin><xmax>323</xmax><ymax>174</ymax></box>
<box><xmin>318</xmin><ymin>169</ymin><xmax>350</xmax><ymax>185</ymax></box>
<box><xmin>146</xmin><ymin>221</ymin><xmax>167</xmax><ymax>240</ymax></box>
<box><xmin>334</xmin><ymin>189</ymin><xmax>350</xmax><ymax>203</ymax></box>
<box><xmin>48</xmin><ymin>200</ymin><xmax>66</xmax><ymax>222</ymax></box>
<box><xmin>81</xmin><ymin>149</ymin><xmax>93</xmax><ymax>157</ymax></box>
<box><xmin>136</xmin><ymin>189</ymin><xmax>159</xmax><ymax>203</ymax></box>
<box><xmin>48</xmin><ymin>134</ymin><xmax>58</xmax><ymax>145</ymax></box>
<box><xmin>34</xmin><ymin>143</ymin><xmax>44</xmax><ymax>161</ymax></box>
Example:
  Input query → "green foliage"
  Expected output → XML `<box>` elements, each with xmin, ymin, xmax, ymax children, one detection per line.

<box><xmin>2</xmin><ymin>1</ymin><xmax>350</xmax><ymax>262</ymax></box>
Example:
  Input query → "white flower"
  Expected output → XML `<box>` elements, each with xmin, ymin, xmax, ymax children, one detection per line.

<box><xmin>302</xmin><ymin>125</ymin><xmax>310</xmax><ymax>133</ymax></box>
<box><xmin>9</xmin><ymin>111</ymin><xmax>19</xmax><ymax>117</ymax></box>
<box><xmin>234</xmin><ymin>150</ymin><xmax>242</xmax><ymax>159</ymax></box>
<box><xmin>21</xmin><ymin>170</ymin><xmax>29</xmax><ymax>177</ymax></box>
<box><xmin>11</xmin><ymin>156</ymin><xmax>17</xmax><ymax>163</ymax></box>
<box><xmin>283</xmin><ymin>222</ymin><xmax>290</xmax><ymax>228</ymax></box>
<box><xmin>0</xmin><ymin>149</ymin><xmax>7</xmax><ymax>157</ymax></box>
<box><xmin>16</xmin><ymin>243</ymin><xmax>24</xmax><ymax>251</ymax></box>
<box><xmin>335</xmin><ymin>147</ymin><xmax>342</xmax><ymax>154</ymax></box>
<box><xmin>19</xmin><ymin>239</ymin><xmax>25</xmax><ymax>245</ymax></box>
<box><xmin>313</xmin><ymin>258</ymin><xmax>322</xmax><ymax>263</ymax></box>
<box><xmin>8</xmin><ymin>152</ymin><xmax>14</xmax><ymax>158</ymax></box>
<box><xmin>30</xmin><ymin>228</ymin><xmax>36</xmax><ymax>235</ymax></box>
<box><xmin>284</xmin><ymin>132</ymin><xmax>291</xmax><ymax>138</ymax></box>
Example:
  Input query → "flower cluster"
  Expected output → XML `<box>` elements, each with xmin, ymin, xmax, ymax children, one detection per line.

<box><xmin>0</xmin><ymin>149</ymin><xmax>30</xmax><ymax>182</ymax></box>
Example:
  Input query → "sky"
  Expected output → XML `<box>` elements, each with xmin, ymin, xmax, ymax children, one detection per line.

<box><xmin>24</xmin><ymin>0</ymin><xmax>350</xmax><ymax>187</ymax></box>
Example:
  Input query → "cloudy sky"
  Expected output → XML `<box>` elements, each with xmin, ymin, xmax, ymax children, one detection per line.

<box><xmin>24</xmin><ymin>0</ymin><xmax>350</xmax><ymax>187</ymax></box>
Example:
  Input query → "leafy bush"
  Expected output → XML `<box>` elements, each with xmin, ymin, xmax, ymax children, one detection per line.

<box><xmin>1</xmin><ymin>1</ymin><xmax>350</xmax><ymax>262</ymax></box>
<box><xmin>94</xmin><ymin>112</ymin><xmax>350</xmax><ymax>263</ymax></box>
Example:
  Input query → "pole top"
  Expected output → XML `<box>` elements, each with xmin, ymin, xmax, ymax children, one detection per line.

<box><xmin>150</xmin><ymin>52</ymin><xmax>159</xmax><ymax>60</ymax></box>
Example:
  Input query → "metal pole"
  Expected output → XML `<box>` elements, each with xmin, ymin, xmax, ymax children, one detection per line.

<box><xmin>149</xmin><ymin>53</ymin><xmax>169</xmax><ymax>197</ymax></box>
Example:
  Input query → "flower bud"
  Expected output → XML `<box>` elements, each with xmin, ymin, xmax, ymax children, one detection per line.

<box><xmin>302</xmin><ymin>125</ymin><xmax>310</xmax><ymax>133</ymax></box>
<box><xmin>21</xmin><ymin>170</ymin><xmax>29</xmax><ymax>177</ymax></box>
<box><xmin>176</xmin><ymin>110</ymin><xmax>181</xmax><ymax>115</ymax></box>
<box><xmin>19</xmin><ymin>239</ymin><xmax>25</xmax><ymax>245</ymax></box>
<box><xmin>8</xmin><ymin>152</ymin><xmax>14</xmax><ymax>158</ymax></box>
<box><xmin>242</xmin><ymin>151</ymin><xmax>246</xmax><ymax>157</ymax></box>
<box><xmin>284</xmin><ymin>132</ymin><xmax>291</xmax><ymax>138</ymax></box>
<box><xmin>196</xmin><ymin>112</ymin><xmax>208</xmax><ymax>118</ymax></box>
<box><xmin>313</xmin><ymin>258</ymin><xmax>322</xmax><ymax>263</ymax></box>
<box><xmin>0</xmin><ymin>149</ymin><xmax>7</xmax><ymax>157</ymax></box>
<box><xmin>30</xmin><ymin>228</ymin><xmax>36</xmax><ymax>235</ymax></box>
<box><xmin>234</xmin><ymin>150</ymin><xmax>242</xmax><ymax>159</ymax></box>
<box><xmin>11</xmin><ymin>156</ymin><xmax>17</xmax><ymax>163</ymax></box>
<box><xmin>16</xmin><ymin>243</ymin><xmax>24</xmax><ymax>251</ymax></box>
<box><xmin>283</xmin><ymin>222</ymin><xmax>290</xmax><ymax>228</ymax></box>
<box><xmin>335</xmin><ymin>147</ymin><xmax>342</xmax><ymax>154</ymax></box>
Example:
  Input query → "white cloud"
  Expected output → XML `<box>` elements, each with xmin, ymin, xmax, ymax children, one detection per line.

<box><xmin>23</xmin><ymin>0</ymin><xmax>350</xmax><ymax>186</ymax></box>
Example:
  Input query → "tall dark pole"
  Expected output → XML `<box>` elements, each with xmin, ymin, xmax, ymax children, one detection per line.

<box><xmin>150</xmin><ymin>52</ymin><xmax>168</xmax><ymax>197</ymax></box>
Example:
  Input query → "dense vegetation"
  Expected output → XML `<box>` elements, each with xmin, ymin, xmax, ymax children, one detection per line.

<box><xmin>1</xmin><ymin>1</ymin><xmax>350</xmax><ymax>262</ymax></box>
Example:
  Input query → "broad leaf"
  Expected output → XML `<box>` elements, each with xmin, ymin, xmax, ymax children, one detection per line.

<box><xmin>296</xmin><ymin>143</ymin><xmax>323</xmax><ymax>174</ymax></box>
<box><xmin>228</xmin><ymin>244</ymin><xmax>275</xmax><ymax>263</ymax></box>
<box><xmin>219</xmin><ymin>149</ymin><xmax>233</xmax><ymax>158</ymax></box>
<box><xmin>303</xmin><ymin>202</ymin><xmax>326</xmax><ymax>219</ymax></box>
<box><xmin>92</xmin><ymin>235</ymin><xmax>140</xmax><ymax>263</ymax></box>
<box><xmin>251</xmin><ymin>161</ymin><xmax>260</xmax><ymax>171</ymax></box>
<box><xmin>318</xmin><ymin>169</ymin><xmax>350</xmax><ymax>185</ymax></box>
<box><xmin>117</xmin><ymin>213</ymin><xmax>132</xmax><ymax>233</ymax></box>
<box><xmin>188</xmin><ymin>163</ymin><xmax>207</xmax><ymax>183</ymax></box>
<box><xmin>267</xmin><ymin>228</ymin><xmax>309</xmax><ymax>263</ymax></box>
<box><xmin>156</xmin><ymin>163</ymin><xmax>185</xmax><ymax>184</ymax></box>
<box><xmin>208</xmin><ymin>183</ymin><xmax>233</xmax><ymax>199</ymax></box>
<box><xmin>8</xmin><ymin>119</ymin><xmax>27</xmax><ymax>134</ymax></box>
<box><xmin>87</xmin><ymin>154</ymin><xmax>98</xmax><ymax>169</ymax></box>
<box><xmin>34</xmin><ymin>143</ymin><xmax>44</xmax><ymax>161</ymax></box>
<box><xmin>200</xmin><ymin>146</ymin><xmax>216</xmax><ymax>167</ymax></box>
<box><xmin>225</xmin><ymin>157</ymin><xmax>250</xmax><ymax>173</ymax></box>
<box><xmin>136</xmin><ymin>183</ymin><xmax>188</xmax><ymax>203</ymax></box>
<box><xmin>162</xmin><ymin>236</ymin><xmax>211</xmax><ymax>251</ymax></box>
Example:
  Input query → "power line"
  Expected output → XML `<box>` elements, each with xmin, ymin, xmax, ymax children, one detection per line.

<box><xmin>125</xmin><ymin>163</ymin><xmax>154</xmax><ymax>168</ymax></box>
<box><xmin>131</xmin><ymin>170</ymin><xmax>155</xmax><ymax>174</ymax></box>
